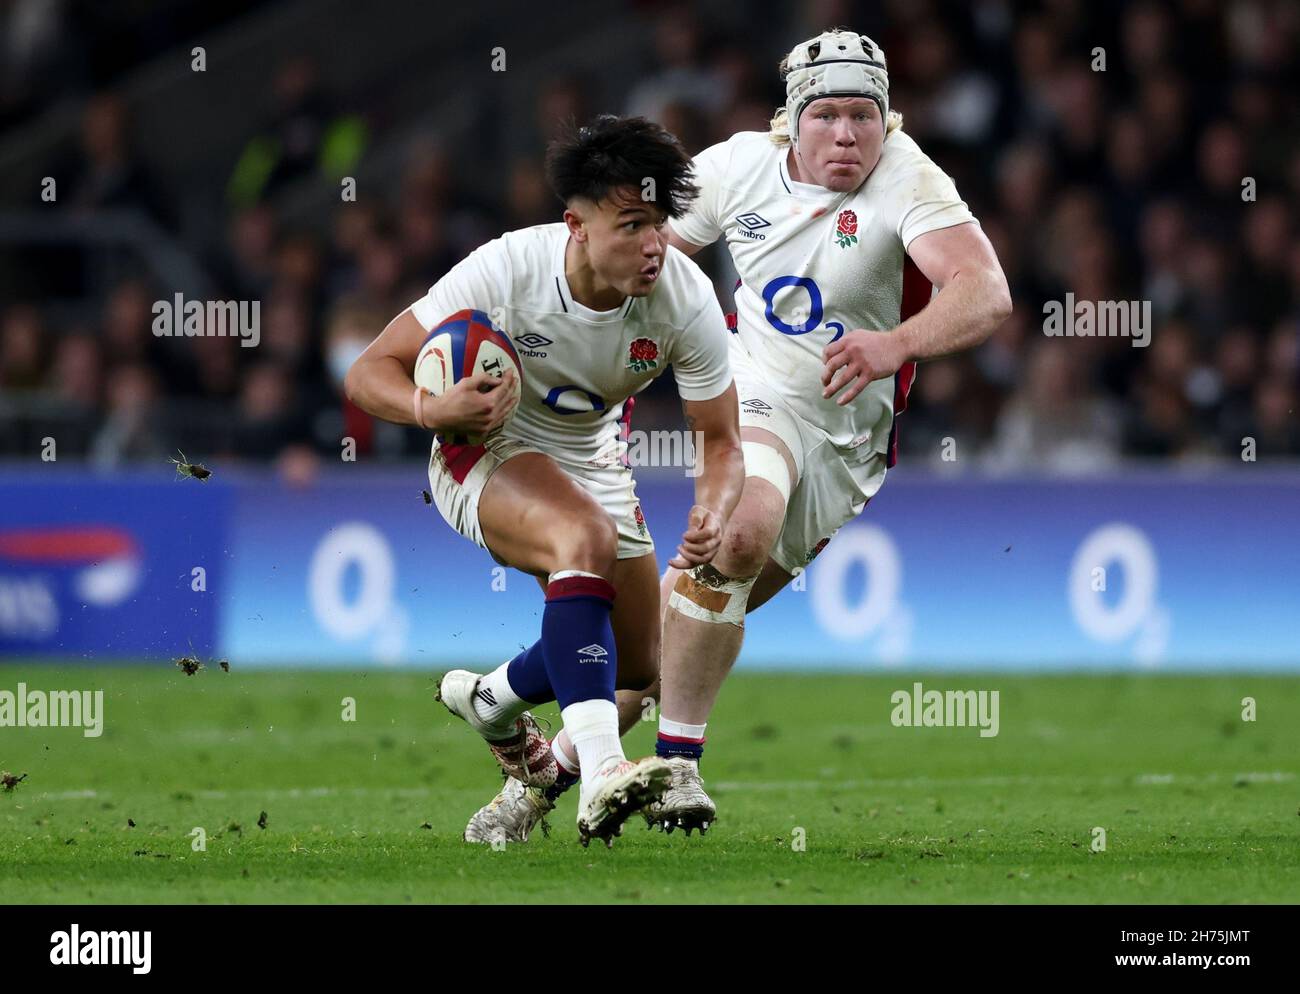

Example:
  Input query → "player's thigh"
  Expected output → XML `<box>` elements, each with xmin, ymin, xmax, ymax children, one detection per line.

<box><xmin>656</xmin><ymin>427</ymin><xmax>796</xmax><ymax>594</ymax></box>
<box><xmin>609</xmin><ymin>551</ymin><xmax>661</xmax><ymax>691</ymax></box>
<box><xmin>710</xmin><ymin>427</ymin><xmax>797</xmax><ymax>578</ymax></box>
<box><xmin>477</xmin><ymin>452</ymin><xmax>617</xmax><ymax>578</ymax></box>
<box><xmin>740</xmin><ymin>425</ymin><xmax>798</xmax><ymax>491</ymax></box>
<box><xmin>768</xmin><ymin>444</ymin><xmax>888</xmax><ymax>575</ymax></box>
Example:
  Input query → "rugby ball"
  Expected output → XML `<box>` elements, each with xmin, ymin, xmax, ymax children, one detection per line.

<box><xmin>414</xmin><ymin>309</ymin><xmax>522</xmax><ymax>445</ymax></box>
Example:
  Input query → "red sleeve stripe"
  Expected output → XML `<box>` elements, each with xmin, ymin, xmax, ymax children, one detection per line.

<box><xmin>887</xmin><ymin>256</ymin><xmax>930</xmax><ymax>468</ymax></box>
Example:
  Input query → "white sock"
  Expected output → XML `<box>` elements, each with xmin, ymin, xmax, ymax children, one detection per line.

<box><xmin>470</xmin><ymin>662</ymin><xmax>531</xmax><ymax>730</ymax></box>
<box><xmin>659</xmin><ymin>715</ymin><xmax>707</xmax><ymax>741</ymax></box>
<box><xmin>552</xmin><ymin>733</ymin><xmax>581</xmax><ymax>777</ymax></box>
<box><xmin>659</xmin><ymin>715</ymin><xmax>706</xmax><ymax>765</ymax></box>
<box><xmin>561</xmin><ymin>699</ymin><xmax>624</xmax><ymax>793</ymax></box>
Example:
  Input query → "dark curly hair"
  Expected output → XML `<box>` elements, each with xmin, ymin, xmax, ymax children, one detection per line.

<box><xmin>544</xmin><ymin>114</ymin><xmax>700</xmax><ymax>218</ymax></box>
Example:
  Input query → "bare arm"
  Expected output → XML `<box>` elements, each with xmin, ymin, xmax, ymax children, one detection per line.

<box><xmin>895</xmin><ymin>222</ymin><xmax>1012</xmax><ymax>363</ymax></box>
<box><xmin>822</xmin><ymin>222</ymin><xmax>1013</xmax><ymax>405</ymax></box>
<box><xmin>667</xmin><ymin>226</ymin><xmax>710</xmax><ymax>257</ymax></box>
<box><xmin>344</xmin><ymin>308</ymin><xmax>516</xmax><ymax>435</ymax></box>
<box><xmin>671</xmin><ymin>382</ymin><xmax>744</xmax><ymax>569</ymax></box>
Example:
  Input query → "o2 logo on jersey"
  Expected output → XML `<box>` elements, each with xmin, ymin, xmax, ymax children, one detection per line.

<box><xmin>543</xmin><ymin>384</ymin><xmax>606</xmax><ymax>415</ymax></box>
<box><xmin>761</xmin><ymin>275</ymin><xmax>844</xmax><ymax>343</ymax></box>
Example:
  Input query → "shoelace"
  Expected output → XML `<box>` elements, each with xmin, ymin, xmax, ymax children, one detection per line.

<box><xmin>515</xmin><ymin>713</ymin><xmax>549</xmax><ymax>783</ymax></box>
<box><xmin>489</xmin><ymin>712</ymin><xmax>545</xmax><ymax>780</ymax></box>
<box><xmin>501</xmin><ymin>782</ymin><xmax>554</xmax><ymax>840</ymax></box>
<box><xmin>677</xmin><ymin>764</ymin><xmax>708</xmax><ymax>798</ymax></box>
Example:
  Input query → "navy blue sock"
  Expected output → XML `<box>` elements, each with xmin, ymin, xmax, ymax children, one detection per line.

<box><xmin>656</xmin><ymin>733</ymin><xmax>705</xmax><ymax>762</ymax></box>
<box><xmin>540</xmin><ymin>574</ymin><xmax>617</xmax><ymax>709</ymax></box>
<box><xmin>505</xmin><ymin>640</ymin><xmax>553</xmax><ymax>704</ymax></box>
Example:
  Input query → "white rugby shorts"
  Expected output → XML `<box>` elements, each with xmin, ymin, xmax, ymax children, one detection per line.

<box><xmin>428</xmin><ymin>435</ymin><xmax>654</xmax><ymax>562</ymax></box>
<box><xmin>731</xmin><ymin>342</ymin><xmax>889</xmax><ymax>574</ymax></box>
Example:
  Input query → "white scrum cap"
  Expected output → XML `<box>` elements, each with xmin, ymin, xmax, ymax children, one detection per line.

<box><xmin>783</xmin><ymin>29</ymin><xmax>889</xmax><ymax>149</ymax></box>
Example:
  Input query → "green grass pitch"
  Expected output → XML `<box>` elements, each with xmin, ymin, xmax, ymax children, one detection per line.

<box><xmin>2</xmin><ymin>666</ymin><xmax>1297</xmax><ymax>903</ymax></box>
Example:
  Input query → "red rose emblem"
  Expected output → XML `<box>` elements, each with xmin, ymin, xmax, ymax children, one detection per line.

<box><xmin>630</xmin><ymin>338</ymin><xmax>659</xmax><ymax>362</ymax></box>
<box><xmin>833</xmin><ymin>210</ymin><xmax>860</xmax><ymax>249</ymax></box>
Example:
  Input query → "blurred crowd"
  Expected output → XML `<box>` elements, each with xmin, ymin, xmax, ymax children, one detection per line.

<box><xmin>1</xmin><ymin>0</ymin><xmax>1298</xmax><ymax>473</ymax></box>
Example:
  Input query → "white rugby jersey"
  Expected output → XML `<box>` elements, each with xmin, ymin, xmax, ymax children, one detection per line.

<box><xmin>409</xmin><ymin>222</ymin><xmax>732</xmax><ymax>467</ymax></box>
<box><xmin>672</xmin><ymin>129</ymin><xmax>976</xmax><ymax>462</ymax></box>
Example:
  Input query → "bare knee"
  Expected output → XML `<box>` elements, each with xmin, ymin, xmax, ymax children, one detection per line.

<box><xmin>709</xmin><ymin>482</ymin><xmax>785</xmax><ymax>578</ymax></box>
<box><xmin>548</xmin><ymin>508</ymin><xmax>618</xmax><ymax>579</ymax></box>
<box><xmin>716</xmin><ymin>518</ymin><xmax>778</xmax><ymax>577</ymax></box>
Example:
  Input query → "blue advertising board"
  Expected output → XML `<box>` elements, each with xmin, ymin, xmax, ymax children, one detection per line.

<box><xmin>0</xmin><ymin>468</ymin><xmax>229</xmax><ymax>659</ymax></box>
<box><xmin>2</xmin><ymin>465</ymin><xmax>1297</xmax><ymax>670</ymax></box>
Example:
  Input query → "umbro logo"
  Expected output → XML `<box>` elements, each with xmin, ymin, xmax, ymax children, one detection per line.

<box><xmin>741</xmin><ymin>398</ymin><xmax>773</xmax><ymax>412</ymax></box>
<box><xmin>735</xmin><ymin>212</ymin><xmax>770</xmax><ymax>240</ymax></box>
<box><xmin>514</xmin><ymin>332</ymin><xmax>552</xmax><ymax>349</ymax></box>
<box><xmin>513</xmin><ymin>332</ymin><xmax>553</xmax><ymax>357</ymax></box>
<box><xmin>577</xmin><ymin>644</ymin><xmax>609</xmax><ymax>664</ymax></box>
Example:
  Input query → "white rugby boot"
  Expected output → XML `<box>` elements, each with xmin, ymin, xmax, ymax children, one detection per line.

<box><xmin>576</xmin><ymin>756</ymin><xmax>672</xmax><ymax>849</ymax></box>
<box><xmin>643</xmin><ymin>757</ymin><xmax>716</xmax><ymax>835</ymax></box>
<box><xmin>464</xmin><ymin>776</ymin><xmax>555</xmax><ymax>845</ymax></box>
<box><xmin>436</xmin><ymin>670</ymin><xmax>557</xmax><ymax>787</ymax></box>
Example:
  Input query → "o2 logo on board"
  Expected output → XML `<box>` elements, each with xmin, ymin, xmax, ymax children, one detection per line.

<box><xmin>1068</xmin><ymin>523</ymin><xmax>1168</xmax><ymax>664</ymax></box>
<box><xmin>308</xmin><ymin>522</ymin><xmax>408</xmax><ymax>663</ymax></box>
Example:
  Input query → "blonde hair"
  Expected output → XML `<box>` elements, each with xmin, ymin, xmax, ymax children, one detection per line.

<box><xmin>767</xmin><ymin>105</ymin><xmax>903</xmax><ymax>146</ymax></box>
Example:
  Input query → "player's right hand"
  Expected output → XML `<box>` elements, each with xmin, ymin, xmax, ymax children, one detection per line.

<box><xmin>424</xmin><ymin>368</ymin><xmax>518</xmax><ymax>436</ymax></box>
<box><xmin>669</xmin><ymin>504</ymin><xmax>723</xmax><ymax>569</ymax></box>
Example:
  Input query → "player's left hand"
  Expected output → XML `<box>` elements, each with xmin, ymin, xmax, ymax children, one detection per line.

<box><xmin>670</xmin><ymin>504</ymin><xmax>723</xmax><ymax>569</ymax></box>
<box><xmin>821</xmin><ymin>330</ymin><xmax>908</xmax><ymax>406</ymax></box>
